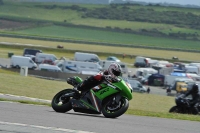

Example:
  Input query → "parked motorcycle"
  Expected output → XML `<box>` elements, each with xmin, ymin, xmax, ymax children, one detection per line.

<box><xmin>51</xmin><ymin>76</ymin><xmax>133</xmax><ymax>118</ymax></box>
<box><xmin>169</xmin><ymin>95</ymin><xmax>199</xmax><ymax>115</ymax></box>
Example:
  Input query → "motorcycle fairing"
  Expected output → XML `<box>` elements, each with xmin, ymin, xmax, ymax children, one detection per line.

<box><xmin>71</xmin><ymin>90</ymin><xmax>102</xmax><ymax>114</ymax></box>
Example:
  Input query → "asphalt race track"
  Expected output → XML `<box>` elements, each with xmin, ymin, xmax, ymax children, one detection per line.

<box><xmin>0</xmin><ymin>101</ymin><xmax>200</xmax><ymax>133</ymax></box>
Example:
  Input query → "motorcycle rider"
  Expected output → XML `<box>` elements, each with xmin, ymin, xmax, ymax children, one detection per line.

<box><xmin>67</xmin><ymin>63</ymin><xmax>122</xmax><ymax>98</ymax></box>
<box><xmin>181</xmin><ymin>83</ymin><xmax>200</xmax><ymax>114</ymax></box>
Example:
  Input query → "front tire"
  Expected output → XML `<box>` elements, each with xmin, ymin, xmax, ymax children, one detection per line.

<box><xmin>51</xmin><ymin>89</ymin><xmax>73</xmax><ymax>113</ymax></box>
<box><xmin>102</xmin><ymin>98</ymin><xmax>129</xmax><ymax>118</ymax></box>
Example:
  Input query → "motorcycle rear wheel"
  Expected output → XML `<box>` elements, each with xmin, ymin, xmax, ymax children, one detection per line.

<box><xmin>102</xmin><ymin>97</ymin><xmax>129</xmax><ymax>118</ymax></box>
<box><xmin>51</xmin><ymin>89</ymin><xmax>73</xmax><ymax>113</ymax></box>
<box><xmin>169</xmin><ymin>106</ymin><xmax>180</xmax><ymax>113</ymax></box>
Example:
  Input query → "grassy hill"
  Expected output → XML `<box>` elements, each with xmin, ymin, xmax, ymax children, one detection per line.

<box><xmin>9</xmin><ymin>25</ymin><xmax>200</xmax><ymax>50</ymax></box>
<box><xmin>0</xmin><ymin>0</ymin><xmax>200</xmax><ymax>51</ymax></box>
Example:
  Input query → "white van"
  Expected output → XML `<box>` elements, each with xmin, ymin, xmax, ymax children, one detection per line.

<box><xmin>148</xmin><ymin>59</ymin><xmax>158</xmax><ymax>67</ymax></box>
<box><xmin>186</xmin><ymin>73</ymin><xmax>200</xmax><ymax>81</ymax></box>
<box><xmin>38</xmin><ymin>64</ymin><xmax>61</xmax><ymax>72</ymax></box>
<box><xmin>74</xmin><ymin>52</ymin><xmax>100</xmax><ymax>62</ymax></box>
<box><xmin>164</xmin><ymin>74</ymin><xmax>191</xmax><ymax>86</ymax></box>
<box><xmin>154</xmin><ymin>60</ymin><xmax>174</xmax><ymax>67</ymax></box>
<box><xmin>189</xmin><ymin>63</ymin><xmax>200</xmax><ymax>66</ymax></box>
<box><xmin>135</xmin><ymin>68</ymin><xmax>158</xmax><ymax>77</ymax></box>
<box><xmin>57</xmin><ymin>60</ymin><xmax>102</xmax><ymax>74</ymax></box>
<box><xmin>35</xmin><ymin>53</ymin><xmax>57</xmax><ymax>64</ymax></box>
<box><xmin>99</xmin><ymin>60</ymin><xmax>128</xmax><ymax>74</ymax></box>
<box><xmin>185</xmin><ymin>65</ymin><xmax>199</xmax><ymax>74</ymax></box>
<box><xmin>10</xmin><ymin>55</ymin><xmax>37</xmax><ymax>69</ymax></box>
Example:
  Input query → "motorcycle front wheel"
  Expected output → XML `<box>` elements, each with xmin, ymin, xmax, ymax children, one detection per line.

<box><xmin>102</xmin><ymin>97</ymin><xmax>129</xmax><ymax>118</ymax></box>
<box><xmin>51</xmin><ymin>89</ymin><xmax>73</xmax><ymax>113</ymax></box>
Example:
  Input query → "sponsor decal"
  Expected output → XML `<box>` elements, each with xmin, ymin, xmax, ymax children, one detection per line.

<box><xmin>99</xmin><ymin>88</ymin><xmax>109</xmax><ymax>95</ymax></box>
<box><xmin>65</xmin><ymin>65</ymin><xmax>77</xmax><ymax>72</ymax></box>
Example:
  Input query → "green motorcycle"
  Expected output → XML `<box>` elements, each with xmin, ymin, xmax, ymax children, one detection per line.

<box><xmin>51</xmin><ymin>76</ymin><xmax>133</xmax><ymax>118</ymax></box>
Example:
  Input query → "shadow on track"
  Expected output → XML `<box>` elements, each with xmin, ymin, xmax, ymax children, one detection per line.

<box><xmin>48</xmin><ymin>110</ymin><xmax>117</xmax><ymax>119</ymax></box>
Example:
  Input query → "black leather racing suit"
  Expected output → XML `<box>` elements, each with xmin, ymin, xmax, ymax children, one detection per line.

<box><xmin>76</xmin><ymin>70</ymin><xmax>109</xmax><ymax>92</ymax></box>
<box><xmin>183</xmin><ymin>89</ymin><xmax>200</xmax><ymax>113</ymax></box>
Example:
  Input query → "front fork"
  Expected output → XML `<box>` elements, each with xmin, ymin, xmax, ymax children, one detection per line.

<box><xmin>108</xmin><ymin>94</ymin><xmax>122</xmax><ymax>105</ymax></box>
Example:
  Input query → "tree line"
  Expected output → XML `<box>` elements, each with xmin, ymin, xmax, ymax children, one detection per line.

<box><xmin>35</xmin><ymin>4</ymin><xmax>200</xmax><ymax>30</ymax></box>
<box><xmin>83</xmin><ymin>5</ymin><xmax>200</xmax><ymax>30</ymax></box>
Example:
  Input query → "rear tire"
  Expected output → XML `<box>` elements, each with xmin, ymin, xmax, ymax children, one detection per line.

<box><xmin>51</xmin><ymin>89</ymin><xmax>73</xmax><ymax>113</ymax></box>
<box><xmin>169</xmin><ymin>106</ymin><xmax>179</xmax><ymax>113</ymax></box>
<box><xmin>102</xmin><ymin>97</ymin><xmax>129</xmax><ymax>118</ymax></box>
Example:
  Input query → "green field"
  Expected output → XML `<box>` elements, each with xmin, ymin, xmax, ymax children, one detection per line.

<box><xmin>70</xmin><ymin>19</ymin><xmax>200</xmax><ymax>35</ymax></box>
<box><xmin>0</xmin><ymin>1</ymin><xmax>81</xmax><ymax>22</ymax></box>
<box><xmin>0</xmin><ymin>36</ymin><xmax>199</xmax><ymax>62</ymax></box>
<box><xmin>0</xmin><ymin>69</ymin><xmax>200</xmax><ymax>121</ymax></box>
<box><xmin>7</xmin><ymin>25</ymin><xmax>200</xmax><ymax>50</ymax></box>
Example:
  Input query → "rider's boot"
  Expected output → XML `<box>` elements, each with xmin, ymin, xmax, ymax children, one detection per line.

<box><xmin>72</xmin><ymin>87</ymin><xmax>81</xmax><ymax>99</ymax></box>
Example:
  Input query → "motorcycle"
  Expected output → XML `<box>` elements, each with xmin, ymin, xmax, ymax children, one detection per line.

<box><xmin>51</xmin><ymin>76</ymin><xmax>133</xmax><ymax>118</ymax></box>
<box><xmin>169</xmin><ymin>95</ymin><xmax>200</xmax><ymax>115</ymax></box>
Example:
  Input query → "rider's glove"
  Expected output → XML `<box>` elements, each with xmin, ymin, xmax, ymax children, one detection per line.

<box><xmin>178</xmin><ymin>94</ymin><xmax>185</xmax><ymax>98</ymax></box>
<box><xmin>103</xmin><ymin>75</ymin><xmax>113</xmax><ymax>82</ymax></box>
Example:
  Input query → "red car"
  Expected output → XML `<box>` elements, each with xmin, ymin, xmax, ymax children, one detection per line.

<box><xmin>41</xmin><ymin>60</ymin><xmax>55</xmax><ymax>65</ymax></box>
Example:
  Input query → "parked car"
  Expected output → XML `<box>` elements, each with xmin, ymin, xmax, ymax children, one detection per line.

<box><xmin>106</xmin><ymin>56</ymin><xmax>121</xmax><ymax>62</ymax></box>
<box><xmin>41</xmin><ymin>59</ymin><xmax>55</xmax><ymax>65</ymax></box>
<box><xmin>128</xmin><ymin>79</ymin><xmax>147</xmax><ymax>93</ymax></box>
<box><xmin>23</xmin><ymin>48</ymin><xmax>42</xmax><ymax>56</ymax></box>
<box><xmin>140</xmin><ymin>74</ymin><xmax>152</xmax><ymax>84</ymax></box>
<box><xmin>56</xmin><ymin>60</ymin><xmax>102</xmax><ymax>73</ymax></box>
<box><xmin>38</xmin><ymin>64</ymin><xmax>61</xmax><ymax>72</ymax></box>
<box><xmin>23</xmin><ymin>48</ymin><xmax>42</xmax><ymax>62</ymax></box>
<box><xmin>134</xmin><ymin>56</ymin><xmax>151</xmax><ymax>68</ymax></box>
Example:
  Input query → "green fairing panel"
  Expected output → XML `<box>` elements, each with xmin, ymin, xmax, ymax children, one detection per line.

<box><xmin>113</xmin><ymin>80</ymin><xmax>133</xmax><ymax>100</ymax></box>
<box><xmin>93</xmin><ymin>80</ymin><xmax>132</xmax><ymax>101</ymax></box>
<box><xmin>74</xmin><ymin>76</ymin><xmax>83</xmax><ymax>83</ymax></box>
<box><xmin>93</xmin><ymin>85</ymin><xmax>119</xmax><ymax>100</ymax></box>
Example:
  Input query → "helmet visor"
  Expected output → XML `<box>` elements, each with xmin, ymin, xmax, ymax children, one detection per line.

<box><xmin>112</xmin><ymin>69</ymin><xmax>121</xmax><ymax>76</ymax></box>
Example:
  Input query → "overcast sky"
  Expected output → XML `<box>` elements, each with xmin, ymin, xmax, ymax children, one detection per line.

<box><xmin>131</xmin><ymin>0</ymin><xmax>200</xmax><ymax>6</ymax></box>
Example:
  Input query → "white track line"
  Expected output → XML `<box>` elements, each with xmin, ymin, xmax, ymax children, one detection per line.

<box><xmin>0</xmin><ymin>93</ymin><xmax>51</xmax><ymax>103</ymax></box>
<box><xmin>0</xmin><ymin>121</ymin><xmax>95</xmax><ymax>133</ymax></box>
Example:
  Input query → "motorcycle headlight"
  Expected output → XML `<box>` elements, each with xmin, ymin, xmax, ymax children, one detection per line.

<box><xmin>126</xmin><ymin>82</ymin><xmax>133</xmax><ymax>93</ymax></box>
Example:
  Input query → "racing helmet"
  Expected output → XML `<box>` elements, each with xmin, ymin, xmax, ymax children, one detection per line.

<box><xmin>108</xmin><ymin>63</ymin><xmax>122</xmax><ymax>78</ymax></box>
<box><xmin>191</xmin><ymin>83</ymin><xmax>199</xmax><ymax>94</ymax></box>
